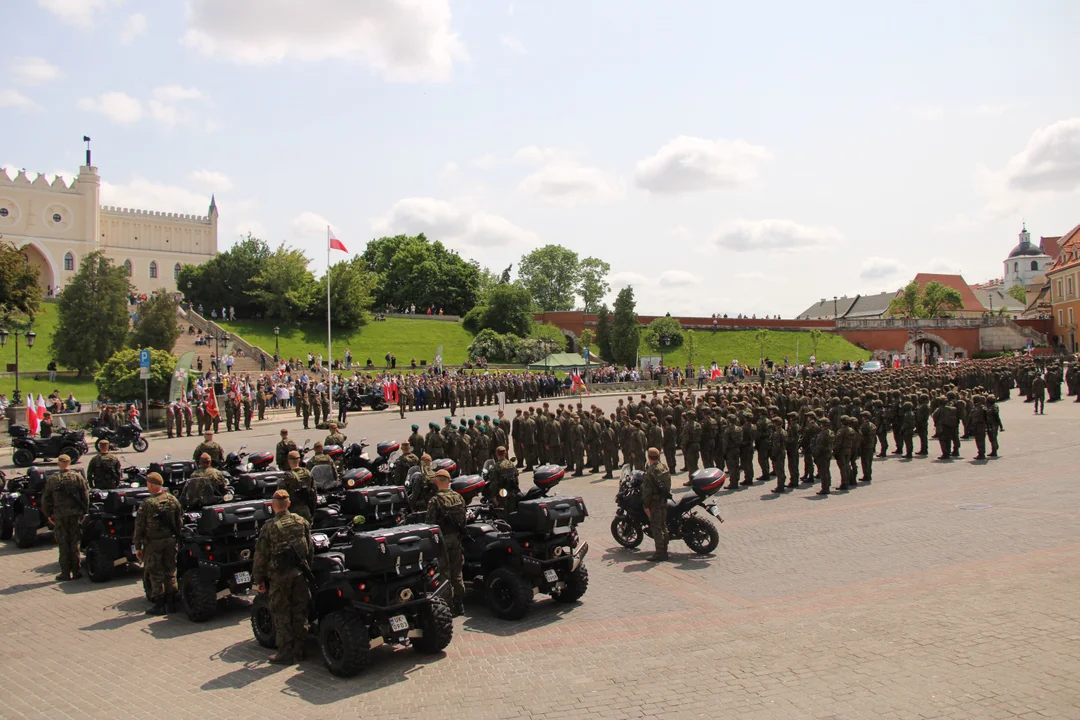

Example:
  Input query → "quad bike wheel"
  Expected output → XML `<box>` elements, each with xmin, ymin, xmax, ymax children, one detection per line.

<box><xmin>610</xmin><ymin>517</ymin><xmax>644</xmax><ymax>548</ymax></box>
<box><xmin>552</xmin><ymin>564</ymin><xmax>589</xmax><ymax>603</ymax></box>
<box><xmin>485</xmin><ymin>567</ymin><xmax>533</xmax><ymax>620</ymax></box>
<box><xmin>319</xmin><ymin>610</ymin><xmax>369</xmax><ymax>677</ymax></box>
<box><xmin>180</xmin><ymin>568</ymin><xmax>218</xmax><ymax>622</ymax></box>
<box><xmin>250</xmin><ymin>592</ymin><xmax>277</xmax><ymax>649</ymax></box>
<box><xmin>13</xmin><ymin>520</ymin><xmax>37</xmax><ymax>548</ymax></box>
<box><xmin>412</xmin><ymin>599</ymin><xmax>453</xmax><ymax>653</ymax></box>
<box><xmin>682</xmin><ymin>516</ymin><xmax>720</xmax><ymax>555</ymax></box>
<box><xmin>60</xmin><ymin>446</ymin><xmax>81</xmax><ymax>464</ymax></box>
<box><xmin>12</xmin><ymin>449</ymin><xmax>35</xmax><ymax>468</ymax></box>
<box><xmin>0</xmin><ymin>513</ymin><xmax>13</xmax><ymax>541</ymax></box>
<box><xmin>84</xmin><ymin>541</ymin><xmax>115</xmax><ymax>582</ymax></box>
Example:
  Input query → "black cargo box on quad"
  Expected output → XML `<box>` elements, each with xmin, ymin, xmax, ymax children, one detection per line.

<box><xmin>196</xmin><ymin>499</ymin><xmax>274</xmax><ymax>535</ymax></box>
<box><xmin>343</xmin><ymin>523</ymin><xmax>442</xmax><ymax>572</ymax></box>
<box><xmin>508</xmin><ymin>495</ymin><xmax>588</xmax><ymax>533</ymax></box>
<box><xmin>234</xmin><ymin>471</ymin><xmax>288</xmax><ymax>499</ymax></box>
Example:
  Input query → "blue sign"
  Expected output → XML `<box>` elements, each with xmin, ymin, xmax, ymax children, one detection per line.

<box><xmin>584</xmin><ymin>348</ymin><xmax>590</xmax><ymax>362</ymax></box>
<box><xmin>139</xmin><ymin>349</ymin><xmax>151</xmax><ymax>368</ymax></box>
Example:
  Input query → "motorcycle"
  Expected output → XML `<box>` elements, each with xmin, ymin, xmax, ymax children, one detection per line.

<box><xmin>610</xmin><ymin>466</ymin><xmax>723</xmax><ymax>554</ymax></box>
<box><xmin>9</xmin><ymin>424</ymin><xmax>89</xmax><ymax>467</ymax></box>
<box><xmin>221</xmin><ymin>444</ymin><xmax>277</xmax><ymax>477</ymax></box>
<box><xmin>332</xmin><ymin>438</ymin><xmax>400</xmax><ymax>482</ymax></box>
<box><xmin>337</xmin><ymin>387</ymin><xmax>389</xmax><ymax>412</ymax></box>
<box><xmin>89</xmin><ymin>418</ymin><xmax>148</xmax><ymax>453</ymax></box>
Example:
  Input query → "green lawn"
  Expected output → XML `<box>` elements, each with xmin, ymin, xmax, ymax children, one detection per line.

<box><xmin>219</xmin><ymin>317</ymin><xmax>476</xmax><ymax>366</ymax></box>
<box><xmin>648</xmin><ymin>329</ymin><xmax>869</xmax><ymax>367</ymax></box>
<box><xmin>1</xmin><ymin>301</ymin><xmax>61</xmax><ymax>372</ymax></box>
<box><xmin>1</xmin><ymin>376</ymin><xmax>100</xmax><ymax>403</ymax></box>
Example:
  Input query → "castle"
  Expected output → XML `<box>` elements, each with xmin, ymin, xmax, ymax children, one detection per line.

<box><xmin>0</xmin><ymin>160</ymin><xmax>218</xmax><ymax>296</ymax></box>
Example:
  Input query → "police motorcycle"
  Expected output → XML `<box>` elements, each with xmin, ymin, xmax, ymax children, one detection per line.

<box><xmin>1</xmin><ymin>466</ymin><xmax>84</xmax><ymax>548</ymax></box>
<box><xmin>88</xmin><ymin>417</ymin><xmax>149</xmax><ymax>453</ymax></box>
<box><xmin>458</xmin><ymin>463</ymin><xmax>591</xmax><ymax>620</ymax></box>
<box><xmin>610</xmin><ymin>465</ymin><xmax>723</xmax><ymax>554</ymax></box>
<box><xmin>250</xmin><ymin>516</ymin><xmax>453</xmax><ymax>677</ymax></box>
<box><xmin>9</xmin><ymin>423</ymin><xmax>89</xmax><ymax>467</ymax></box>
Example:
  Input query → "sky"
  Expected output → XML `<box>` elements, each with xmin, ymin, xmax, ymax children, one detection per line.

<box><xmin>3</xmin><ymin>0</ymin><xmax>1079</xmax><ymax>316</ymax></box>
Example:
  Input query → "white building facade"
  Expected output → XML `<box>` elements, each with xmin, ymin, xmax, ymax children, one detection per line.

<box><xmin>1003</xmin><ymin>224</ymin><xmax>1051</xmax><ymax>290</ymax></box>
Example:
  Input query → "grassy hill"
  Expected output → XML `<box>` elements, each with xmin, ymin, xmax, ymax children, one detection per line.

<box><xmin>1</xmin><ymin>301</ymin><xmax>61</xmax><ymax>372</ymax></box>
<box><xmin>642</xmin><ymin>328</ymin><xmax>870</xmax><ymax>368</ymax></box>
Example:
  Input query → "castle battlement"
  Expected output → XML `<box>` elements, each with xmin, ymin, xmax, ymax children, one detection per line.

<box><xmin>100</xmin><ymin>205</ymin><xmax>211</xmax><ymax>223</ymax></box>
<box><xmin>0</xmin><ymin>169</ymin><xmax>77</xmax><ymax>192</ymax></box>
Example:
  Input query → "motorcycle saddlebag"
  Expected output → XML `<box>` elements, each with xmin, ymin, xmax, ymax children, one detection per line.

<box><xmin>197</xmin><ymin>499</ymin><xmax>274</xmax><ymax>536</ymax></box>
<box><xmin>531</xmin><ymin>464</ymin><xmax>565</xmax><ymax>491</ymax></box>
<box><xmin>376</xmin><ymin>440</ymin><xmax>401</xmax><ymax>457</ymax></box>
<box><xmin>322</xmin><ymin>444</ymin><xmax>343</xmax><ymax>458</ymax></box>
<box><xmin>450</xmin><ymin>474</ymin><xmax>486</xmax><ymax>504</ymax></box>
<box><xmin>343</xmin><ymin>467</ymin><xmax>373</xmax><ymax>488</ymax></box>
<box><xmin>344</xmin><ymin>523</ymin><xmax>442</xmax><ymax>573</ymax></box>
<box><xmin>432</xmin><ymin>458</ymin><xmax>457</xmax><ymax>476</ymax></box>
<box><xmin>234</xmin><ymin>471</ymin><xmax>288</xmax><ymax>499</ymax></box>
<box><xmin>690</xmin><ymin>468</ymin><xmax>727</xmax><ymax>497</ymax></box>
<box><xmin>247</xmin><ymin>451</ymin><xmax>274</xmax><ymax>468</ymax></box>
<box><xmin>312</xmin><ymin>506</ymin><xmax>344</xmax><ymax>530</ymax></box>
<box><xmin>149</xmin><ymin>460</ymin><xmax>196</xmax><ymax>485</ymax></box>
<box><xmin>103</xmin><ymin>487</ymin><xmax>152</xmax><ymax>514</ymax></box>
<box><xmin>341</xmin><ymin>486</ymin><xmax>408</xmax><ymax>519</ymax></box>
<box><xmin>508</xmin><ymin>495</ymin><xmax>588</xmax><ymax>533</ymax></box>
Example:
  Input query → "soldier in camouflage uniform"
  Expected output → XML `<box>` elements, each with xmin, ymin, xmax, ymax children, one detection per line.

<box><xmin>134</xmin><ymin>472</ymin><xmax>183</xmax><ymax>615</ymax></box>
<box><xmin>410</xmin><ymin>454</ymin><xmax>439</xmax><ymax>513</ymax></box>
<box><xmin>324</xmin><ymin>422</ymin><xmax>346</xmax><ymax>448</ymax></box>
<box><xmin>192</xmin><ymin>431</ymin><xmax>224</xmax><ymax>466</ymax></box>
<box><xmin>425</xmin><ymin>470</ymin><xmax>466</xmax><ymax>615</ymax></box>
<box><xmin>276</xmin><ymin>428</ymin><xmax>298</xmax><ymax>471</ymax></box>
<box><xmin>393</xmin><ymin>441</ymin><xmax>420</xmax><ymax>487</ymax></box>
<box><xmin>426</xmin><ymin>422</ymin><xmax>446</xmax><ymax>460</ymax></box>
<box><xmin>858</xmin><ymin>410</ymin><xmax>877</xmax><ymax>482</ymax></box>
<box><xmin>306</xmin><ymin>441</ymin><xmax>339</xmax><ymax>485</ymax></box>
<box><xmin>833</xmin><ymin>416</ymin><xmax>856</xmax><ymax>491</ymax></box>
<box><xmin>489</xmin><ymin>446</ymin><xmax>520</xmax><ymax>513</ymax></box>
<box><xmin>769</xmin><ymin>417</ymin><xmax>789</xmax><ymax>493</ymax></box>
<box><xmin>182</xmin><ymin>454</ymin><xmax>229</xmax><ymax>510</ymax></box>
<box><xmin>42</xmin><ymin>455</ymin><xmax>89</xmax><ymax>580</ymax></box>
<box><xmin>242</xmin><ymin>391</ymin><xmax>254</xmax><ymax>430</ymax></box>
<box><xmin>87</xmin><ymin>438</ymin><xmax>122</xmax><ymax>489</ymax></box>
<box><xmin>642</xmin><ymin>447</ymin><xmax>671</xmax><ymax>561</ymax></box>
<box><xmin>408</xmin><ymin>424</ymin><xmax>425</xmax><ymax>457</ymax></box>
<box><xmin>813</xmin><ymin>411</ymin><xmax>835</xmax><ymax>495</ymax></box>
<box><xmin>319</xmin><ymin>391</ymin><xmax>331</xmax><ymax>428</ymax></box>
<box><xmin>282</xmin><ymin>451</ymin><xmax>317</xmax><ymax>522</ymax></box>
<box><xmin>253</xmin><ymin>489</ymin><xmax>314</xmax><ymax>664</ymax></box>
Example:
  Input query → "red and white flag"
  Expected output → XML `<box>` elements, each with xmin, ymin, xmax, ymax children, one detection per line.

<box><xmin>205</xmin><ymin>387</ymin><xmax>220</xmax><ymax>418</ymax></box>
<box><xmin>329</xmin><ymin>230</ymin><xmax>348</xmax><ymax>253</ymax></box>
<box><xmin>570</xmin><ymin>369</ymin><xmax>589</xmax><ymax>394</ymax></box>
<box><xmin>26</xmin><ymin>395</ymin><xmax>39</xmax><ymax>436</ymax></box>
<box><xmin>36</xmin><ymin>393</ymin><xmax>46</xmax><ymax>421</ymax></box>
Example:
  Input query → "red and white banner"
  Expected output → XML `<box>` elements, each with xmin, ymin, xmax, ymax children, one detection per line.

<box><xmin>205</xmin><ymin>387</ymin><xmax>220</xmax><ymax>418</ymax></box>
<box><xmin>36</xmin><ymin>393</ymin><xmax>46</xmax><ymax>421</ymax></box>
<box><xmin>26</xmin><ymin>395</ymin><xmax>39</xmax><ymax>436</ymax></box>
<box><xmin>329</xmin><ymin>230</ymin><xmax>348</xmax><ymax>253</ymax></box>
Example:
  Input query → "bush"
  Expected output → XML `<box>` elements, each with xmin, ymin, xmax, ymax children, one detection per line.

<box><xmin>467</xmin><ymin>328</ymin><xmax>509</xmax><ymax>362</ymax></box>
<box><xmin>466</xmin><ymin>329</ymin><xmax>559</xmax><ymax>364</ymax></box>
<box><xmin>462</xmin><ymin>305</ymin><xmax>486</xmax><ymax>334</ymax></box>
<box><xmin>95</xmin><ymin>348</ymin><xmax>176</xmax><ymax>401</ymax></box>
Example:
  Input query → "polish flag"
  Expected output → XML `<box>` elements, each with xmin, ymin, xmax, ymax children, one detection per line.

<box><xmin>36</xmin><ymin>393</ymin><xmax>46</xmax><ymax>421</ymax></box>
<box><xmin>26</xmin><ymin>395</ymin><xmax>39</xmax><ymax>436</ymax></box>
<box><xmin>205</xmin><ymin>387</ymin><xmax>220</xmax><ymax>418</ymax></box>
<box><xmin>329</xmin><ymin>230</ymin><xmax>348</xmax><ymax>253</ymax></box>
<box><xmin>710</xmin><ymin>367</ymin><xmax>723</xmax><ymax>380</ymax></box>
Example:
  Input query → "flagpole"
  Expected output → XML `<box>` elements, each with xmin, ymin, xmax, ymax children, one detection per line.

<box><xmin>327</xmin><ymin>225</ymin><xmax>333</xmax><ymax>422</ymax></box>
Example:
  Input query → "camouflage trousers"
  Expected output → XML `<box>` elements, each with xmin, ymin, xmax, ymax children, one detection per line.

<box><xmin>143</xmin><ymin>537</ymin><xmax>178</xmax><ymax>598</ymax></box>
<box><xmin>269</xmin><ymin>573</ymin><xmax>311</xmax><ymax>654</ymax></box>
<box><xmin>440</xmin><ymin>536</ymin><xmax>465</xmax><ymax>614</ymax></box>
<box><xmin>647</xmin><ymin>501</ymin><xmax>668</xmax><ymax>554</ymax></box>
<box><xmin>53</xmin><ymin>515</ymin><xmax>82</xmax><ymax>574</ymax></box>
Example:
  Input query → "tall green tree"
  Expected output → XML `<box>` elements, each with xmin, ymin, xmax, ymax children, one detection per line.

<box><xmin>52</xmin><ymin>250</ymin><xmax>130</xmax><ymax>376</ymax></box>
<box><xmin>361</xmin><ymin>234</ymin><xmax>481</xmax><ymax>315</ymax></box>
<box><xmin>888</xmin><ymin>280</ymin><xmax>921</xmax><ymax>318</ymax></box>
<box><xmin>130</xmin><ymin>290</ymin><xmax>181</xmax><ymax>353</ymax></box>
<box><xmin>579</xmin><ymin>328</ymin><xmax>596</xmax><ymax>358</ymax></box>
<box><xmin>481</xmin><ymin>282</ymin><xmax>534</xmax><ymax>336</ymax></box>
<box><xmin>685</xmin><ymin>329</ymin><xmax>697</xmax><ymax>367</ymax></box>
<box><xmin>577</xmin><ymin>257</ymin><xmax>611</xmax><ymax>314</ymax></box>
<box><xmin>610</xmin><ymin>287</ymin><xmax>640</xmax><ymax>367</ymax></box>
<box><xmin>95</xmin><ymin>347</ymin><xmax>175</xmax><ymax>401</ymax></box>
<box><xmin>808</xmin><ymin>329</ymin><xmax>824</xmax><ymax>359</ymax></box>
<box><xmin>178</xmin><ymin>233</ymin><xmax>270</xmax><ymax>317</ymax></box>
<box><xmin>0</xmin><ymin>241</ymin><xmax>41</xmax><ymax>324</ymax></box>
<box><xmin>754</xmin><ymin>328</ymin><xmax>770</xmax><ymax>362</ymax></box>
<box><xmin>476</xmin><ymin>266</ymin><xmax>502</xmax><ymax>304</ymax></box>
<box><xmin>920</xmin><ymin>282</ymin><xmax>964</xmax><ymax>318</ymax></box>
<box><xmin>517</xmin><ymin>244</ymin><xmax>581</xmax><ymax>311</ymax></box>
<box><xmin>313</xmin><ymin>256</ymin><xmax>375</xmax><ymax>330</ymax></box>
<box><xmin>1007</xmin><ymin>283</ymin><xmax>1028</xmax><ymax>304</ymax></box>
<box><xmin>595</xmin><ymin>304</ymin><xmax>613</xmax><ymax>361</ymax></box>
<box><xmin>248</xmin><ymin>243</ymin><xmax>317</xmax><ymax>323</ymax></box>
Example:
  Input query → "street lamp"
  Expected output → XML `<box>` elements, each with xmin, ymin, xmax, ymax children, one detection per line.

<box><xmin>0</xmin><ymin>325</ymin><xmax>36</xmax><ymax>404</ymax></box>
<box><xmin>833</xmin><ymin>296</ymin><xmax>838</xmax><ymax>320</ymax></box>
<box><xmin>273</xmin><ymin>326</ymin><xmax>280</xmax><ymax>362</ymax></box>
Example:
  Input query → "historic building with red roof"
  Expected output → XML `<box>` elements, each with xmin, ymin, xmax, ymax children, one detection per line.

<box><xmin>1045</xmin><ymin>222</ymin><xmax>1080</xmax><ymax>352</ymax></box>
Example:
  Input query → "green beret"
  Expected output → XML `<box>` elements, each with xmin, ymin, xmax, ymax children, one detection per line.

<box><xmin>411</xmin><ymin>424</ymin><xmax>419</xmax><ymax>431</ymax></box>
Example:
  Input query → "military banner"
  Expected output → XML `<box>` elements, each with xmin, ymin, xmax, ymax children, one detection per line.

<box><xmin>169</xmin><ymin>351</ymin><xmax>195</xmax><ymax>402</ymax></box>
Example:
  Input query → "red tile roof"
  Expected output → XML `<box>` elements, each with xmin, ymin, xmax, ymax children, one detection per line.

<box><xmin>1040</xmin><ymin>236</ymin><xmax>1062</xmax><ymax>262</ymax></box>
<box><xmin>1047</xmin><ymin>223</ymin><xmax>1080</xmax><ymax>274</ymax></box>
<box><xmin>912</xmin><ymin>273</ymin><xmax>985</xmax><ymax>312</ymax></box>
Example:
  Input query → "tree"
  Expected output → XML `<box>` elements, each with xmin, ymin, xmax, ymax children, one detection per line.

<box><xmin>130</xmin><ymin>290</ymin><xmax>181</xmax><ymax>353</ymax></box>
<box><xmin>920</xmin><ymin>281</ymin><xmax>964</xmax><ymax>318</ymax></box>
<box><xmin>610</xmin><ymin>287</ymin><xmax>640</xmax><ymax>368</ymax></box>
<box><xmin>595</xmin><ymin>304</ymin><xmax>613</xmax><ymax>361</ymax></box>
<box><xmin>577</xmin><ymin>257</ymin><xmax>611</xmax><ymax>314</ymax></box>
<box><xmin>481</xmin><ymin>282</ymin><xmax>534</xmax><ymax>336</ymax></box>
<box><xmin>808</xmin><ymin>329</ymin><xmax>824</xmax><ymax>359</ymax></box>
<box><xmin>517</xmin><ymin>245</ymin><xmax>581</xmax><ymax>312</ymax></box>
<box><xmin>52</xmin><ymin>250</ymin><xmax>130</xmax><ymax>376</ymax></box>
<box><xmin>462</xmin><ymin>305</ymin><xmax>486</xmax><ymax>334</ymax></box>
<box><xmin>754</xmin><ymin>328</ymin><xmax>770</xmax><ymax>363</ymax></box>
<box><xmin>0</xmin><ymin>241</ymin><xmax>41</xmax><ymax>324</ymax></box>
<box><xmin>1007</xmin><ymin>283</ymin><xmax>1028</xmax><ymax>304</ymax></box>
<box><xmin>95</xmin><ymin>347</ymin><xmax>175</xmax><ymax>401</ymax></box>
<box><xmin>579</xmin><ymin>328</ymin><xmax>596</xmax><ymax>358</ymax></box>
<box><xmin>178</xmin><ymin>234</ymin><xmax>270</xmax><ymax>318</ymax></box>
<box><xmin>475</xmin><ymin>266</ymin><xmax>501</xmax><ymax>304</ymax></box>
<box><xmin>685</xmin><ymin>329</ymin><xmax>697</xmax><ymax>367</ymax></box>
<box><xmin>888</xmin><ymin>280</ymin><xmax>921</xmax><ymax>318</ymax></box>
<box><xmin>313</xmin><ymin>256</ymin><xmax>375</xmax><ymax>330</ymax></box>
<box><xmin>643</xmin><ymin>316</ymin><xmax>684</xmax><ymax>356</ymax></box>
<box><xmin>531</xmin><ymin>322</ymin><xmax>566</xmax><ymax>349</ymax></box>
<box><xmin>361</xmin><ymin>234</ymin><xmax>482</xmax><ymax>315</ymax></box>
<box><xmin>248</xmin><ymin>243</ymin><xmax>317</xmax><ymax>323</ymax></box>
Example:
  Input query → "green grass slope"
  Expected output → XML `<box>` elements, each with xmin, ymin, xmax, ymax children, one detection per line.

<box><xmin>219</xmin><ymin>317</ymin><xmax>476</xmax><ymax>366</ymax></box>
<box><xmin>643</xmin><ymin>329</ymin><xmax>870</xmax><ymax>367</ymax></box>
<box><xmin>1</xmin><ymin>301</ymin><xmax>61</xmax><ymax>372</ymax></box>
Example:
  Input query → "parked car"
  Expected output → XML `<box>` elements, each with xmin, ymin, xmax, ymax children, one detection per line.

<box><xmin>861</xmin><ymin>361</ymin><xmax>883</xmax><ymax>373</ymax></box>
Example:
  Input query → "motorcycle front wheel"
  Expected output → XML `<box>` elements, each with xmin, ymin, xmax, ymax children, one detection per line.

<box><xmin>132</xmin><ymin>437</ymin><xmax>149</xmax><ymax>453</ymax></box>
<box><xmin>610</xmin><ymin>516</ymin><xmax>644</xmax><ymax>548</ymax></box>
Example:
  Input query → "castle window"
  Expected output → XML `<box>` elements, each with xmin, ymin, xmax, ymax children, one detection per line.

<box><xmin>124</xmin><ymin>259</ymin><xmax>132</xmax><ymax>276</ymax></box>
<box><xmin>0</xmin><ymin>208</ymin><xmax>8</xmax><ymax>217</ymax></box>
<box><xmin>149</xmin><ymin>261</ymin><xmax>158</xmax><ymax>279</ymax></box>
<box><xmin>1031</xmin><ymin>260</ymin><xmax>1039</xmax><ymax>272</ymax></box>
<box><xmin>52</xmin><ymin>213</ymin><xmax>62</xmax><ymax>223</ymax></box>
<box><xmin>1013</xmin><ymin>262</ymin><xmax>1018</xmax><ymax>273</ymax></box>
<box><xmin>63</xmin><ymin>252</ymin><xmax>74</xmax><ymax>271</ymax></box>
<box><xmin>174</xmin><ymin>263</ymin><xmax>182</xmax><ymax>280</ymax></box>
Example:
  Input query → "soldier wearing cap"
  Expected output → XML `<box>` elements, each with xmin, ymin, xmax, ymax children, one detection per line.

<box><xmin>192</xmin><ymin>431</ymin><xmax>224</xmax><ymax>467</ymax></box>
<box><xmin>134</xmin><ymin>471</ymin><xmax>182</xmax><ymax>615</ymax></box>
<box><xmin>87</xmin><ymin>437</ymin><xmax>122</xmax><ymax>490</ymax></box>
<box><xmin>42</xmin><ymin>454</ymin><xmax>89</xmax><ymax>581</ymax></box>
<box><xmin>769</xmin><ymin>417</ymin><xmax>789</xmax><ymax>493</ymax></box>
<box><xmin>282</xmin><ymin>450</ymin><xmax>317</xmax><ymax>521</ymax></box>
<box><xmin>253</xmin><ymin>489</ymin><xmax>313</xmax><ymax>664</ymax></box>
<box><xmin>642</xmin><ymin>447</ymin><xmax>671</xmax><ymax>561</ymax></box>
<box><xmin>490</xmin><ymin>446</ymin><xmax>520</xmax><ymax>513</ymax></box>
<box><xmin>324</xmin><ymin>422</ymin><xmax>346</xmax><ymax>448</ymax></box>
<box><xmin>393</xmin><ymin>441</ymin><xmax>420</xmax><ymax>487</ymax></box>
<box><xmin>182</xmin><ymin>453</ymin><xmax>229</xmax><ymax>510</ymax></box>
<box><xmin>276</xmin><ymin>428</ymin><xmax>298</xmax><ymax>471</ymax></box>
<box><xmin>425</xmin><ymin>469</ymin><xmax>466</xmax><ymax>615</ymax></box>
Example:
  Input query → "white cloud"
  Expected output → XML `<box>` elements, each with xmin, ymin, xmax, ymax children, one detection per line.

<box><xmin>634</xmin><ymin>136</ymin><xmax>772</xmax><ymax>194</ymax></box>
<box><xmin>101</xmin><ymin>177</ymin><xmax>214</xmax><ymax>215</ymax></box>
<box><xmin>292</xmin><ymin>211</ymin><xmax>335</xmax><ymax>238</ymax></box>
<box><xmin>77</xmin><ymin>91</ymin><xmax>143</xmax><ymax>124</ymax></box>
<box><xmin>37</xmin><ymin>0</ymin><xmax>121</xmax><ymax>27</ymax></box>
<box><xmin>926</xmin><ymin>256</ymin><xmax>964</xmax><ymax>275</ymax></box>
<box><xmin>996</xmin><ymin>117</ymin><xmax>1080</xmax><ymax>193</ymax></box>
<box><xmin>859</xmin><ymin>256</ymin><xmax>906</xmax><ymax>280</ymax></box>
<box><xmin>518</xmin><ymin>163</ymin><xmax>623</xmax><ymax>206</ymax></box>
<box><xmin>737</xmin><ymin>271</ymin><xmax>767</xmax><ymax>281</ymax></box>
<box><xmin>608</xmin><ymin>269</ymin><xmax>725</xmax><ymax>316</ymax></box>
<box><xmin>373</xmin><ymin>197</ymin><xmax>536</xmax><ymax>250</ymax></box>
<box><xmin>710</xmin><ymin>218</ymin><xmax>843</xmax><ymax>253</ymax></box>
<box><xmin>473</xmin><ymin>154</ymin><xmax>497</xmax><ymax>169</ymax></box>
<box><xmin>120</xmin><ymin>12</ymin><xmax>147</xmax><ymax>44</ymax></box>
<box><xmin>182</xmin><ymin>0</ymin><xmax>467</xmax><ymax>82</ymax></box>
<box><xmin>11</xmin><ymin>57</ymin><xmax>61</xmax><ymax>86</ymax></box>
<box><xmin>658</xmin><ymin>270</ymin><xmax>701</xmax><ymax>286</ymax></box>
<box><xmin>903</xmin><ymin>104</ymin><xmax>944</xmax><ymax>121</ymax></box>
<box><xmin>0</xmin><ymin>89</ymin><xmax>37</xmax><ymax>109</ymax></box>
<box><xmin>514</xmin><ymin>146</ymin><xmax>574</xmax><ymax>165</ymax></box>
<box><xmin>441</xmin><ymin>161</ymin><xmax>458</xmax><ymax>177</ymax></box>
<box><xmin>189</xmin><ymin>170</ymin><xmax>233</xmax><ymax>192</ymax></box>
<box><xmin>500</xmin><ymin>35</ymin><xmax>526</xmax><ymax>55</ymax></box>
<box><xmin>154</xmin><ymin>85</ymin><xmax>204</xmax><ymax>103</ymax></box>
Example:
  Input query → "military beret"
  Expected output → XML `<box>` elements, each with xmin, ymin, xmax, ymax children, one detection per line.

<box><xmin>483</xmin><ymin>415</ymin><xmax>490</xmax><ymax>421</ymax></box>
<box><xmin>787</xmin><ymin>411</ymin><xmax>798</xmax><ymax>418</ymax></box>
<box><xmin>146</xmin><ymin>472</ymin><xmax>164</xmax><ymax>486</ymax></box>
<box><xmin>475</xmin><ymin>414</ymin><xmax>482</xmax><ymax>420</ymax></box>
<box><xmin>444</xmin><ymin>417</ymin><xmax>452</xmax><ymax>423</ymax></box>
<box><xmin>57</xmin><ymin>453</ymin><xmax>71</xmax><ymax>464</ymax></box>
<box><xmin>411</xmin><ymin>424</ymin><xmax>419</xmax><ymax>431</ymax></box>
<box><xmin>435</xmin><ymin>470</ymin><xmax>451</xmax><ymax>480</ymax></box>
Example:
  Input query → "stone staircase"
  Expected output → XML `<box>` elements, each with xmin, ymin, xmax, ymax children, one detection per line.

<box><xmin>177</xmin><ymin>308</ymin><xmax>266</xmax><ymax>375</ymax></box>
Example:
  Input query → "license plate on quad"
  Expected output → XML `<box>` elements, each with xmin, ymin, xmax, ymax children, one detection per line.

<box><xmin>234</xmin><ymin>571</ymin><xmax>251</xmax><ymax>585</ymax></box>
<box><xmin>708</xmin><ymin>506</ymin><xmax>722</xmax><ymax>518</ymax></box>
<box><xmin>389</xmin><ymin>614</ymin><xmax>409</xmax><ymax>632</ymax></box>
<box><xmin>543</xmin><ymin>569</ymin><xmax>559</xmax><ymax>583</ymax></box>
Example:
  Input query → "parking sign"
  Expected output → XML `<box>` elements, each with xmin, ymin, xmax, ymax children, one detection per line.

<box><xmin>139</xmin><ymin>349</ymin><xmax>150</xmax><ymax>368</ymax></box>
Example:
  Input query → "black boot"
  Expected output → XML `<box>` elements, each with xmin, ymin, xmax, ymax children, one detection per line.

<box><xmin>165</xmin><ymin>592</ymin><xmax>178</xmax><ymax>614</ymax></box>
<box><xmin>146</xmin><ymin>598</ymin><xmax>167</xmax><ymax>616</ymax></box>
